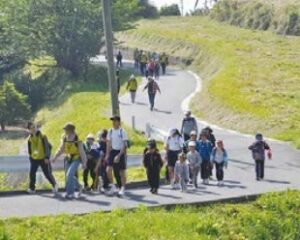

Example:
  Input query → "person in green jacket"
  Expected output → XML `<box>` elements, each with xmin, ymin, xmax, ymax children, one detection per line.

<box><xmin>126</xmin><ymin>74</ymin><xmax>138</xmax><ymax>104</ymax></box>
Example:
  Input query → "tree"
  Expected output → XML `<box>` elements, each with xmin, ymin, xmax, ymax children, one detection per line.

<box><xmin>137</xmin><ymin>0</ymin><xmax>159</xmax><ymax>19</ymax></box>
<box><xmin>25</xmin><ymin>0</ymin><xmax>141</xmax><ymax>76</ymax></box>
<box><xmin>0</xmin><ymin>0</ymin><xmax>34</xmax><ymax>79</ymax></box>
<box><xmin>160</xmin><ymin>4</ymin><xmax>181</xmax><ymax>16</ymax></box>
<box><xmin>0</xmin><ymin>81</ymin><xmax>31</xmax><ymax>131</ymax></box>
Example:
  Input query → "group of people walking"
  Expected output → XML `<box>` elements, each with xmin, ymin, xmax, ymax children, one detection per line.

<box><xmin>133</xmin><ymin>49</ymin><xmax>169</xmax><ymax>78</ymax></box>
<box><xmin>26</xmin><ymin>109</ymin><xmax>272</xmax><ymax>198</ymax></box>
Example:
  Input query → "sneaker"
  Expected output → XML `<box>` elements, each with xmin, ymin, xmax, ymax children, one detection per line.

<box><xmin>77</xmin><ymin>185</ymin><xmax>83</xmax><ymax>198</ymax></box>
<box><xmin>64</xmin><ymin>193</ymin><xmax>75</xmax><ymax>199</ymax></box>
<box><xmin>52</xmin><ymin>184</ymin><xmax>59</xmax><ymax>193</ymax></box>
<box><xmin>27</xmin><ymin>189</ymin><xmax>36</xmax><ymax>194</ymax></box>
<box><xmin>107</xmin><ymin>184</ymin><xmax>117</xmax><ymax>196</ymax></box>
<box><xmin>118</xmin><ymin>187</ymin><xmax>125</xmax><ymax>196</ymax></box>
<box><xmin>152</xmin><ymin>189</ymin><xmax>158</xmax><ymax>194</ymax></box>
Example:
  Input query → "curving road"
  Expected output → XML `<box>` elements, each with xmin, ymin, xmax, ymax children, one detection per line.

<box><xmin>0</xmin><ymin>62</ymin><xmax>300</xmax><ymax>218</ymax></box>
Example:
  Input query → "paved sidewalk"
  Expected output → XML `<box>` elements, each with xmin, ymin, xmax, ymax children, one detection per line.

<box><xmin>1</xmin><ymin>62</ymin><xmax>300</xmax><ymax>219</ymax></box>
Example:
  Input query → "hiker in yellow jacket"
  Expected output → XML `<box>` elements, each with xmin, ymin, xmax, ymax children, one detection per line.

<box><xmin>126</xmin><ymin>74</ymin><xmax>138</xmax><ymax>104</ymax></box>
<box><xmin>52</xmin><ymin>123</ymin><xmax>87</xmax><ymax>199</ymax></box>
<box><xmin>159</xmin><ymin>52</ymin><xmax>169</xmax><ymax>75</ymax></box>
<box><xmin>27</xmin><ymin>122</ymin><xmax>58</xmax><ymax>194</ymax></box>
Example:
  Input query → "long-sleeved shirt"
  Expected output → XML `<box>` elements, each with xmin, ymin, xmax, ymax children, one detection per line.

<box><xmin>174</xmin><ymin>161</ymin><xmax>189</xmax><ymax>181</ymax></box>
<box><xmin>198</xmin><ymin>140</ymin><xmax>213</xmax><ymax>161</ymax></box>
<box><xmin>187</xmin><ymin>150</ymin><xmax>202</xmax><ymax>168</ymax></box>
<box><xmin>181</xmin><ymin>117</ymin><xmax>198</xmax><ymax>136</ymax></box>
<box><xmin>211</xmin><ymin>147</ymin><xmax>228</xmax><ymax>164</ymax></box>
<box><xmin>248</xmin><ymin>140</ymin><xmax>270</xmax><ymax>161</ymax></box>
<box><xmin>143</xmin><ymin>151</ymin><xmax>163</xmax><ymax>171</ymax></box>
<box><xmin>144</xmin><ymin>81</ymin><xmax>160</xmax><ymax>95</ymax></box>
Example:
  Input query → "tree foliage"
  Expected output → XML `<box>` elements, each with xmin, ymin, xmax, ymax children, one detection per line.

<box><xmin>160</xmin><ymin>4</ymin><xmax>181</xmax><ymax>16</ymax></box>
<box><xmin>0</xmin><ymin>81</ymin><xmax>31</xmax><ymax>130</ymax></box>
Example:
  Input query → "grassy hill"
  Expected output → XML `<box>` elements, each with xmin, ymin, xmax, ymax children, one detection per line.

<box><xmin>117</xmin><ymin>16</ymin><xmax>300</xmax><ymax>148</ymax></box>
<box><xmin>1</xmin><ymin>190</ymin><xmax>300</xmax><ymax>239</ymax></box>
<box><xmin>211</xmin><ymin>0</ymin><xmax>300</xmax><ymax>36</ymax></box>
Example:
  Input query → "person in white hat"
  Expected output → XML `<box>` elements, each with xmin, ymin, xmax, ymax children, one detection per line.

<box><xmin>126</xmin><ymin>74</ymin><xmax>138</xmax><ymax>104</ymax></box>
<box><xmin>83</xmin><ymin>133</ymin><xmax>100</xmax><ymax>191</ymax></box>
<box><xmin>187</xmin><ymin>141</ymin><xmax>202</xmax><ymax>188</ymax></box>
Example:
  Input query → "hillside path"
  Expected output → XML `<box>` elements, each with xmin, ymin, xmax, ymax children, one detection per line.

<box><xmin>1</xmin><ymin>59</ymin><xmax>300</xmax><ymax>218</ymax></box>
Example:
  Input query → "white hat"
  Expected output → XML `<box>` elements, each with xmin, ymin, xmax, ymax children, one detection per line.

<box><xmin>86</xmin><ymin>133</ymin><xmax>95</xmax><ymax>140</ymax></box>
<box><xmin>190</xmin><ymin>130</ymin><xmax>197</xmax><ymax>136</ymax></box>
<box><xmin>130</xmin><ymin>74</ymin><xmax>135</xmax><ymax>79</ymax></box>
<box><xmin>188</xmin><ymin>141</ymin><xmax>196</xmax><ymax>147</ymax></box>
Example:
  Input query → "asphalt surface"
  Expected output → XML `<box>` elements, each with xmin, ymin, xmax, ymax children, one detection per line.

<box><xmin>1</xmin><ymin>61</ymin><xmax>300</xmax><ymax>219</ymax></box>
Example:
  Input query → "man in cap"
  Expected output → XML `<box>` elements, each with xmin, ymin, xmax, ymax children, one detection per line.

<box><xmin>105</xmin><ymin>116</ymin><xmax>129</xmax><ymax>196</ymax></box>
<box><xmin>181</xmin><ymin>110</ymin><xmax>198</xmax><ymax>141</ymax></box>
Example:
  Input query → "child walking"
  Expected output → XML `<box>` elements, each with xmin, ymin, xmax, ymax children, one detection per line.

<box><xmin>187</xmin><ymin>141</ymin><xmax>202</xmax><ymax>188</ymax></box>
<box><xmin>248</xmin><ymin>133</ymin><xmax>272</xmax><ymax>181</ymax></box>
<box><xmin>143</xmin><ymin>139</ymin><xmax>163</xmax><ymax>194</ymax></box>
<box><xmin>211</xmin><ymin>140</ymin><xmax>228</xmax><ymax>186</ymax></box>
<box><xmin>174</xmin><ymin>153</ymin><xmax>190</xmax><ymax>192</ymax></box>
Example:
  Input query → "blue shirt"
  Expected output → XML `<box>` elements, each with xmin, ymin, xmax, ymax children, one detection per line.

<box><xmin>198</xmin><ymin>140</ymin><xmax>212</xmax><ymax>161</ymax></box>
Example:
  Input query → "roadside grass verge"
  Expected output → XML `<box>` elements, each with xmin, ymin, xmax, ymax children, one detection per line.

<box><xmin>0</xmin><ymin>166</ymin><xmax>149</xmax><ymax>191</ymax></box>
<box><xmin>117</xmin><ymin>16</ymin><xmax>300</xmax><ymax>148</ymax></box>
<box><xmin>1</xmin><ymin>190</ymin><xmax>300</xmax><ymax>239</ymax></box>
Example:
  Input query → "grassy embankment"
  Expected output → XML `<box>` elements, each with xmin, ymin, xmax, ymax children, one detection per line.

<box><xmin>1</xmin><ymin>190</ymin><xmax>300</xmax><ymax>239</ymax></box>
<box><xmin>0</xmin><ymin>56</ymin><xmax>148</xmax><ymax>155</ymax></box>
<box><xmin>210</xmin><ymin>0</ymin><xmax>300</xmax><ymax>36</ymax></box>
<box><xmin>117</xmin><ymin>16</ymin><xmax>300</xmax><ymax>148</ymax></box>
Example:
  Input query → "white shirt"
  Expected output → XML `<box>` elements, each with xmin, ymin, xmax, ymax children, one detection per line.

<box><xmin>107</xmin><ymin>128</ymin><xmax>128</xmax><ymax>151</ymax></box>
<box><xmin>215</xmin><ymin>149</ymin><xmax>224</xmax><ymax>163</ymax></box>
<box><xmin>166</xmin><ymin>136</ymin><xmax>184</xmax><ymax>151</ymax></box>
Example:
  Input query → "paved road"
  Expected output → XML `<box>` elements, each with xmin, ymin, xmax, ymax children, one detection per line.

<box><xmin>1</xmin><ymin>62</ymin><xmax>300</xmax><ymax>218</ymax></box>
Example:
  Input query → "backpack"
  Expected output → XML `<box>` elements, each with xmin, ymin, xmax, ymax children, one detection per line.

<box><xmin>252</xmin><ymin>141</ymin><xmax>266</xmax><ymax>161</ymax></box>
<box><xmin>109</xmin><ymin>128</ymin><xmax>132</xmax><ymax>149</ymax></box>
<box><xmin>36</xmin><ymin>133</ymin><xmax>53</xmax><ymax>158</ymax></box>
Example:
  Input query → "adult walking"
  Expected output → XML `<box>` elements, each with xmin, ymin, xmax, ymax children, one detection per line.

<box><xmin>52</xmin><ymin>123</ymin><xmax>87</xmax><ymax>199</ymax></box>
<box><xmin>133</xmin><ymin>48</ymin><xmax>139</xmax><ymax>69</ymax></box>
<box><xmin>165</xmin><ymin>129</ymin><xmax>184</xmax><ymax>188</ymax></box>
<box><xmin>248</xmin><ymin>133</ymin><xmax>272</xmax><ymax>181</ymax></box>
<box><xmin>198</xmin><ymin>132</ymin><xmax>213</xmax><ymax>184</ymax></box>
<box><xmin>139</xmin><ymin>51</ymin><xmax>148</xmax><ymax>76</ymax></box>
<box><xmin>143</xmin><ymin>77</ymin><xmax>161</xmax><ymax>111</ymax></box>
<box><xmin>116</xmin><ymin>50</ymin><xmax>123</xmax><ymax>68</ymax></box>
<box><xmin>105</xmin><ymin>116</ymin><xmax>129</xmax><ymax>196</ymax></box>
<box><xmin>143</xmin><ymin>139</ymin><xmax>164</xmax><ymax>194</ymax></box>
<box><xmin>26</xmin><ymin>122</ymin><xmax>58</xmax><ymax>194</ymax></box>
<box><xmin>181</xmin><ymin>110</ymin><xmax>198</xmax><ymax>141</ymax></box>
<box><xmin>159</xmin><ymin>52</ymin><xmax>169</xmax><ymax>75</ymax></box>
<box><xmin>126</xmin><ymin>74</ymin><xmax>138</xmax><ymax>104</ymax></box>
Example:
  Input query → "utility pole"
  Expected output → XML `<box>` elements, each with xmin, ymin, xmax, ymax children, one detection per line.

<box><xmin>102</xmin><ymin>0</ymin><xmax>120</xmax><ymax>116</ymax></box>
<box><xmin>180</xmin><ymin>0</ymin><xmax>184</xmax><ymax>16</ymax></box>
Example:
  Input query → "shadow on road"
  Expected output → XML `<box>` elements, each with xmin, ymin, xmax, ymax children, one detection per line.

<box><xmin>125</xmin><ymin>191</ymin><xmax>159</xmax><ymax>204</ymax></box>
<box><xmin>263</xmin><ymin>179</ymin><xmax>290</xmax><ymax>185</ymax></box>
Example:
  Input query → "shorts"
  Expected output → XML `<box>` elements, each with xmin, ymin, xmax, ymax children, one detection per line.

<box><xmin>167</xmin><ymin>150</ymin><xmax>181</xmax><ymax>168</ymax></box>
<box><xmin>108</xmin><ymin>149</ymin><xmax>127</xmax><ymax>170</ymax></box>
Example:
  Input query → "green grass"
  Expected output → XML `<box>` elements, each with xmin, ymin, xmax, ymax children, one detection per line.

<box><xmin>0</xmin><ymin>56</ymin><xmax>148</xmax><ymax>155</ymax></box>
<box><xmin>117</xmin><ymin>16</ymin><xmax>300</xmax><ymax>148</ymax></box>
<box><xmin>1</xmin><ymin>190</ymin><xmax>300</xmax><ymax>239</ymax></box>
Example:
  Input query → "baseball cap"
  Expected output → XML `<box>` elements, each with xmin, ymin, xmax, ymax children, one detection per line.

<box><xmin>110</xmin><ymin>116</ymin><xmax>121</xmax><ymax>121</ymax></box>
